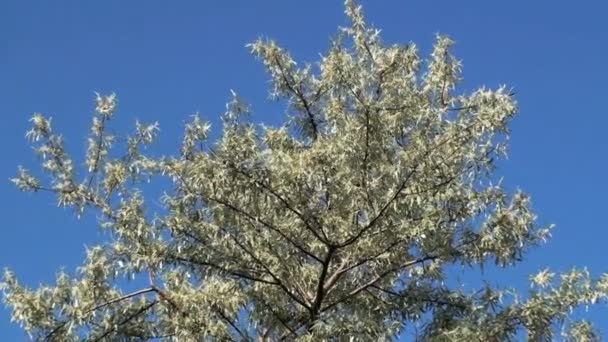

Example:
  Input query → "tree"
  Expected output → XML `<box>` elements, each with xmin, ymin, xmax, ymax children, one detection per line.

<box><xmin>3</xmin><ymin>1</ymin><xmax>607</xmax><ymax>341</ymax></box>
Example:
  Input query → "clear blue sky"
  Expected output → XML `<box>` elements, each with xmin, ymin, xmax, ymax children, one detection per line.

<box><xmin>1</xmin><ymin>0</ymin><xmax>607</xmax><ymax>339</ymax></box>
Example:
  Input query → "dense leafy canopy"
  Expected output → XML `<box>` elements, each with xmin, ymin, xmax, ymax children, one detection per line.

<box><xmin>4</xmin><ymin>1</ymin><xmax>607</xmax><ymax>341</ymax></box>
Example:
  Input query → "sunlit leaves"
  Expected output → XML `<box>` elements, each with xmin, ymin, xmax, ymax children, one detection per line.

<box><xmin>3</xmin><ymin>1</ymin><xmax>607</xmax><ymax>341</ymax></box>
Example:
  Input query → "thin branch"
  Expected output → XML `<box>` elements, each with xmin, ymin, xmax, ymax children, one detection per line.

<box><xmin>323</xmin><ymin>239</ymin><xmax>404</xmax><ymax>294</ymax></box>
<box><xmin>86</xmin><ymin>115</ymin><xmax>108</xmax><ymax>189</ymax></box>
<box><xmin>169</xmin><ymin>165</ymin><xmax>323</xmax><ymax>263</ymax></box>
<box><xmin>208</xmin><ymin>195</ymin><xmax>323</xmax><ymax>263</ymax></box>
<box><xmin>42</xmin><ymin>288</ymin><xmax>156</xmax><ymax>341</ymax></box>
<box><xmin>171</xmin><ymin>224</ymin><xmax>274</xmax><ymax>283</ymax></box>
<box><xmin>228</xmin><ymin>164</ymin><xmax>331</xmax><ymax>246</ymax></box>
<box><xmin>169</xmin><ymin>254</ymin><xmax>278</xmax><ymax>285</ymax></box>
<box><xmin>43</xmin><ymin>321</ymin><xmax>70</xmax><ymax>342</ymax></box>
<box><xmin>255</xmin><ymin>295</ymin><xmax>299</xmax><ymax>339</ymax></box>
<box><xmin>321</xmin><ymin>255</ymin><xmax>438</xmax><ymax>312</ymax></box>
<box><xmin>369</xmin><ymin>284</ymin><xmax>470</xmax><ymax>312</ymax></box>
<box><xmin>274</xmin><ymin>56</ymin><xmax>319</xmax><ymax>141</ymax></box>
<box><xmin>217</xmin><ymin>222</ymin><xmax>312</xmax><ymax>311</ymax></box>
<box><xmin>150</xmin><ymin>285</ymin><xmax>184</xmax><ymax>316</ymax></box>
<box><xmin>257</xmin><ymin>235</ymin><xmax>313</xmax><ymax>307</ymax></box>
<box><xmin>358</xmin><ymin>54</ymin><xmax>399</xmax><ymax>213</ymax></box>
<box><xmin>338</xmin><ymin>115</ymin><xmax>486</xmax><ymax>248</ymax></box>
<box><xmin>213</xmin><ymin>305</ymin><xmax>251</xmax><ymax>342</ymax></box>
<box><xmin>338</xmin><ymin>169</ymin><xmax>416</xmax><ymax>248</ymax></box>
<box><xmin>84</xmin><ymin>288</ymin><xmax>156</xmax><ymax>315</ymax></box>
<box><xmin>90</xmin><ymin>300</ymin><xmax>158</xmax><ymax>342</ymax></box>
<box><xmin>310</xmin><ymin>246</ymin><xmax>336</xmax><ymax>322</ymax></box>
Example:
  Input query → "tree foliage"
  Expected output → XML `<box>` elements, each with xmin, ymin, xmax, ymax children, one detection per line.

<box><xmin>4</xmin><ymin>1</ymin><xmax>607</xmax><ymax>341</ymax></box>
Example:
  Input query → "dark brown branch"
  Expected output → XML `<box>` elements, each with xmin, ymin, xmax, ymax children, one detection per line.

<box><xmin>255</xmin><ymin>295</ymin><xmax>299</xmax><ymax>339</ymax></box>
<box><xmin>338</xmin><ymin>169</ymin><xmax>416</xmax><ymax>248</ymax></box>
<box><xmin>381</xmin><ymin>104</ymin><xmax>475</xmax><ymax>113</ymax></box>
<box><xmin>310</xmin><ymin>246</ymin><xmax>336</xmax><ymax>323</ymax></box>
<box><xmin>150</xmin><ymin>285</ymin><xmax>184</xmax><ymax>316</ymax></box>
<box><xmin>370</xmin><ymin>284</ymin><xmax>470</xmax><ymax>312</ymax></box>
<box><xmin>172</xmin><ymin>167</ymin><xmax>321</xmax><ymax>267</ymax></box>
<box><xmin>86</xmin><ymin>115</ymin><xmax>108</xmax><ymax>189</ymax></box>
<box><xmin>85</xmin><ymin>288</ymin><xmax>156</xmax><ymax>314</ymax></box>
<box><xmin>213</xmin><ymin>305</ymin><xmax>250</xmax><ymax>341</ymax></box>
<box><xmin>256</xmin><ymin>234</ymin><xmax>313</xmax><ymax>306</ymax></box>
<box><xmin>169</xmin><ymin>254</ymin><xmax>278</xmax><ymax>285</ymax></box>
<box><xmin>323</xmin><ymin>239</ymin><xmax>404</xmax><ymax>295</ymax></box>
<box><xmin>91</xmin><ymin>300</ymin><xmax>158</xmax><ymax>342</ymax></box>
<box><xmin>228</xmin><ymin>164</ymin><xmax>331</xmax><ymax>246</ymax></box>
<box><xmin>43</xmin><ymin>288</ymin><xmax>156</xmax><ymax>341</ymax></box>
<box><xmin>274</xmin><ymin>56</ymin><xmax>319</xmax><ymax>141</ymax></box>
<box><xmin>175</xmin><ymin>227</ymin><xmax>261</xmax><ymax>273</ymax></box>
<box><xmin>217</xmin><ymin>223</ymin><xmax>312</xmax><ymax>311</ymax></box>
<box><xmin>208</xmin><ymin>195</ymin><xmax>322</xmax><ymax>263</ymax></box>
<box><xmin>321</xmin><ymin>234</ymin><xmax>484</xmax><ymax>314</ymax></box>
<box><xmin>169</xmin><ymin>170</ymin><xmax>313</xmax><ymax>310</ymax></box>
<box><xmin>321</xmin><ymin>255</ymin><xmax>438</xmax><ymax>312</ymax></box>
<box><xmin>338</xmin><ymin>114</ymin><xmax>487</xmax><ymax>249</ymax></box>
<box><xmin>43</xmin><ymin>321</ymin><xmax>70</xmax><ymax>342</ymax></box>
<box><xmin>363</xmin><ymin>288</ymin><xmax>393</xmax><ymax>308</ymax></box>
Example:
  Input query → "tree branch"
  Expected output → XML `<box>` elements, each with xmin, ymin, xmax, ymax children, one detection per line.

<box><xmin>323</xmin><ymin>239</ymin><xmax>404</xmax><ymax>295</ymax></box>
<box><xmin>338</xmin><ymin>169</ymin><xmax>416</xmax><ymax>248</ymax></box>
<box><xmin>321</xmin><ymin>255</ymin><xmax>438</xmax><ymax>312</ymax></box>
<box><xmin>274</xmin><ymin>56</ymin><xmax>319</xmax><ymax>141</ymax></box>
<box><xmin>217</xmin><ymin>222</ymin><xmax>312</xmax><ymax>311</ymax></box>
<box><xmin>43</xmin><ymin>287</ymin><xmax>157</xmax><ymax>342</ymax></box>
<box><xmin>228</xmin><ymin>163</ymin><xmax>331</xmax><ymax>246</ymax></box>
<box><xmin>169</xmin><ymin>254</ymin><xmax>278</xmax><ymax>285</ymax></box>
<box><xmin>208</xmin><ymin>195</ymin><xmax>323</xmax><ymax>263</ymax></box>
<box><xmin>310</xmin><ymin>246</ymin><xmax>336</xmax><ymax>323</ymax></box>
<box><xmin>91</xmin><ymin>300</ymin><xmax>158</xmax><ymax>342</ymax></box>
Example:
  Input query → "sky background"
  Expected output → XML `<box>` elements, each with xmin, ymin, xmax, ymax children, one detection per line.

<box><xmin>1</xmin><ymin>0</ymin><xmax>607</xmax><ymax>339</ymax></box>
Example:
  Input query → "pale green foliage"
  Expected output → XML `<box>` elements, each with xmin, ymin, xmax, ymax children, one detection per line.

<box><xmin>4</xmin><ymin>1</ymin><xmax>607</xmax><ymax>341</ymax></box>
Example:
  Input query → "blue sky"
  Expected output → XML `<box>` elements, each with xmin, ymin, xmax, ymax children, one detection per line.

<box><xmin>1</xmin><ymin>0</ymin><xmax>607</xmax><ymax>339</ymax></box>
